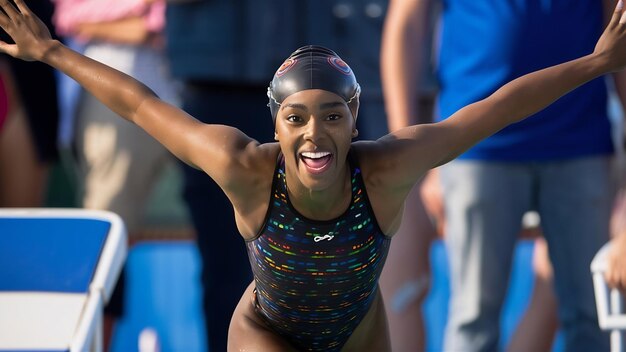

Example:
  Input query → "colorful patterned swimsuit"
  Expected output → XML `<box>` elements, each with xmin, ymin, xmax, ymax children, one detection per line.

<box><xmin>246</xmin><ymin>151</ymin><xmax>391</xmax><ymax>351</ymax></box>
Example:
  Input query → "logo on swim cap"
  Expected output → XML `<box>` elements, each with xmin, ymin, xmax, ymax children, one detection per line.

<box><xmin>328</xmin><ymin>57</ymin><xmax>351</xmax><ymax>75</ymax></box>
<box><xmin>276</xmin><ymin>58</ymin><xmax>298</xmax><ymax>77</ymax></box>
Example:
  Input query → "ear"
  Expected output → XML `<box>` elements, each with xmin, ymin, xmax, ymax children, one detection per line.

<box><xmin>351</xmin><ymin>129</ymin><xmax>359</xmax><ymax>139</ymax></box>
<box><xmin>274</xmin><ymin>131</ymin><xmax>279</xmax><ymax>141</ymax></box>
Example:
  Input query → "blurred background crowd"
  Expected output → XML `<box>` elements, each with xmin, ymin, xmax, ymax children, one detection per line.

<box><xmin>1</xmin><ymin>0</ymin><xmax>625</xmax><ymax>351</ymax></box>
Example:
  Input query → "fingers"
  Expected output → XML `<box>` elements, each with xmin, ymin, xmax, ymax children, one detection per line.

<box><xmin>618</xmin><ymin>0</ymin><xmax>626</xmax><ymax>25</ymax></box>
<box><xmin>610</xmin><ymin>0</ymin><xmax>625</xmax><ymax>29</ymax></box>
<box><xmin>12</xmin><ymin>0</ymin><xmax>32</xmax><ymax>17</ymax></box>
<box><xmin>0</xmin><ymin>6</ymin><xmax>10</xmax><ymax>33</ymax></box>
<box><xmin>0</xmin><ymin>0</ymin><xmax>21</xmax><ymax>22</ymax></box>
<box><xmin>0</xmin><ymin>0</ymin><xmax>18</xmax><ymax>33</ymax></box>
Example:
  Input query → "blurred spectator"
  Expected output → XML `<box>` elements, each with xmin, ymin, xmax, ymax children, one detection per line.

<box><xmin>52</xmin><ymin>0</ymin><xmax>180</xmax><ymax>349</ymax></box>
<box><xmin>165</xmin><ymin>1</ymin><xmax>292</xmax><ymax>350</ymax></box>
<box><xmin>0</xmin><ymin>0</ymin><xmax>59</xmax><ymax>208</ymax></box>
<box><xmin>378</xmin><ymin>1</ymin><xmax>441</xmax><ymax>351</ymax></box>
<box><xmin>382</xmin><ymin>0</ymin><xmax>624</xmax><ymax>351</ymax></box>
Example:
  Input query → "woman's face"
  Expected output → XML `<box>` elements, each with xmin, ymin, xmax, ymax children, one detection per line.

<box><xmin>274</xmin><ymin>89</ymin><xmax>357</xmax><ymax>192</ymax></box>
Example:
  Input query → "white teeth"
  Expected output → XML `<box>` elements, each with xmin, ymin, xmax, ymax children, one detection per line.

<box><xmin>301</xmin><ymin>151</ymin><xmax>331</xmax><ymax>159</ymax></box>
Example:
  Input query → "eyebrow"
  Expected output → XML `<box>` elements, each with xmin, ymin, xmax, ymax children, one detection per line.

<box><xmin>282</xmin><ymin>103</ymin><xmax>307</xmax><ymax>111</ymax></box>
<box><xmin>281</xmin><ymin>101</ymin><xmax>345</xmax><ymax>111</ymax></box>
<box><xmin>320</xmin><ymin>101</ymin><xmax>346</xmax><ymax>110</ymax></box>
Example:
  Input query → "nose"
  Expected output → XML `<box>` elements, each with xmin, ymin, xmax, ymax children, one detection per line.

<box><xmin>303</xmin><ymin>116</ymin><xmax>324</xmax><ymax>141</ymax></box>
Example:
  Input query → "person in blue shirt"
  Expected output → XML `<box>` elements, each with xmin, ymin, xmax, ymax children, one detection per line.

<box><xmin>382</xmin><ymin>0</ymin><xmax>626</xmax><ymax>350</ymax></box>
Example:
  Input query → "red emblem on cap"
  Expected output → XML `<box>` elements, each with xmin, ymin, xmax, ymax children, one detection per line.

<box><xmin>276</xmin><ymin>58</ymin><xmax>297</xmax><ymax>76</ymax></box>
<box><xmin>328</xmin><ymin>57</ymin><xmax>351</xmax><ymax>75</ymax></box>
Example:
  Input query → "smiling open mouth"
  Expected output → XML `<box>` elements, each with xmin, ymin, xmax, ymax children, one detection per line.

<box><xmin>300</xmin><ymin>151</ymin><xmax>333</xmax><ymax>173</ymax></box>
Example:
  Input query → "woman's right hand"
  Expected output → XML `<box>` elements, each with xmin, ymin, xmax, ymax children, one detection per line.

<box><xmin>0</xmin><ymin>0</ymin><xmax>56</xmax><ymax>62</ymax></box>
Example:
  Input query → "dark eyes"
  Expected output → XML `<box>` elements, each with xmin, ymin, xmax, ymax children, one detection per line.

<box><xmin>285</xmin><ymin>114</ymin><xmax>342</xmax><ymax>123</ymax></box>
<box><xmin>286</xmin><ymin>115</ymin><xmax>303</xmax><ymax>123</ymax></box>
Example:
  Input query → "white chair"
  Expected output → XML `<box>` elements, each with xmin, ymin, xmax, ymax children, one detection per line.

<box><xmin>591</xmin><ymin>241</ymin><xmax>626</xmax><ymax>352</ymax></box>
<box><xmin>0</xmin><ymin>208</ymin><xmax>127</xmax><ymax>352</ymax></box>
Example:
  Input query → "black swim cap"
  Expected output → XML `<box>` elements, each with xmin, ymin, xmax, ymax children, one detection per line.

<box><xmin>267</xmin><ymin>45</ymin><xmax>361</xmax><ymax>123</ymax></box>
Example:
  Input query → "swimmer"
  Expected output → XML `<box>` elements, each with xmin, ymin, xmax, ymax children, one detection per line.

<box><xmin>3</xmin><ymin>0</ymin><xmax>626</xmax><ymax>350</ymax></box>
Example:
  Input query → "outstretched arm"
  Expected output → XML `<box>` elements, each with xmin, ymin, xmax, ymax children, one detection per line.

<box><xmin>381</xmin><ymin>0</ymin><xmax>434</xmax><ymax>131</ymax></box>
<box><xmin>0</xmin><ymin>0</ymin><xmax>266</xmax><ymax>188</ymax></box>
<box><xmin>376</xmin><ymin>0</ymin><xmax>626</xmax><ymax>193</ymax></box>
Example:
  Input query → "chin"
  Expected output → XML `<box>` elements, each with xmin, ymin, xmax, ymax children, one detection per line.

<box><xmin>298</xmin><ymin>173</ymin><xmax>337</xmax><ymax>193</ymax></box>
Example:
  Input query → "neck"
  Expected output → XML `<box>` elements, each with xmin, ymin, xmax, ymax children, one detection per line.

<box><xmin>286</xmin><ymin>166</ymin><xmax>352</xmax><ymax>221</ymax></box>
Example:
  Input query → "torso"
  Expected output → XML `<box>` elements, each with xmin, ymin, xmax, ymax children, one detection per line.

<box><xmin>438</xmin><ymin>0</ymin><xmax>612</xmax><ymax>160</ymax></box>
<box><xmin>245</xmin><ymin>150</ymin><xmax>392</xmax><ymax>351</ymax></box>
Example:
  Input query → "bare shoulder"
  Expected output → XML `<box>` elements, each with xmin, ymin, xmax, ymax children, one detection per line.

<box><xmin>351</xmin><ymin>128</ymin><xmax>441</xmax><ymax>236</ymax></box>
<box><xmin>224</xmin><ymin>142</ymin><xmax>281</xmax><ymax>195</ymax></box>
<box><xmin>351</xmin><ymin>142</ymin><xmax>406</xmax><ymax>236</ymax></box>
<box><xmin>234</xmin><ymin>141</ymin><xmax>281</xmax><ymax>173</ymax></box>
<box><xmin>351</xmin><ymin>141</ymin><xmax>390</xmax><ymax>176</ymax></box>
<box><xmin>351</xmin><ymin>138</ymin><xmax>415</xmax><ymax>189</ymax></box>
<box><xmin>354</xmin><ymin>124</ymin><xmax>449</xmax><ymax>189</ymax></box>
<box><xmin>226</xmin><ymin>143</ymin><xmax>281</xmax><ymax>239</ymax></box>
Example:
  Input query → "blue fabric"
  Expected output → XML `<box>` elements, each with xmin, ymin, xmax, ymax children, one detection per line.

<box><xmin>0</xmin><ymin>218</ymin><xmax>109</xmax><ymax>292</ymax></box>
<box><xmin>437</xmin><ymin>0</ymin><xmax>612</xmax><ymax>160</ymax></box>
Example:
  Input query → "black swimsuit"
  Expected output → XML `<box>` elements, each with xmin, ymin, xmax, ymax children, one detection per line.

<box><xmin>246</xmin><ymin>151</ymin><xmax>391</xmax><ymax>351</ymax></box>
